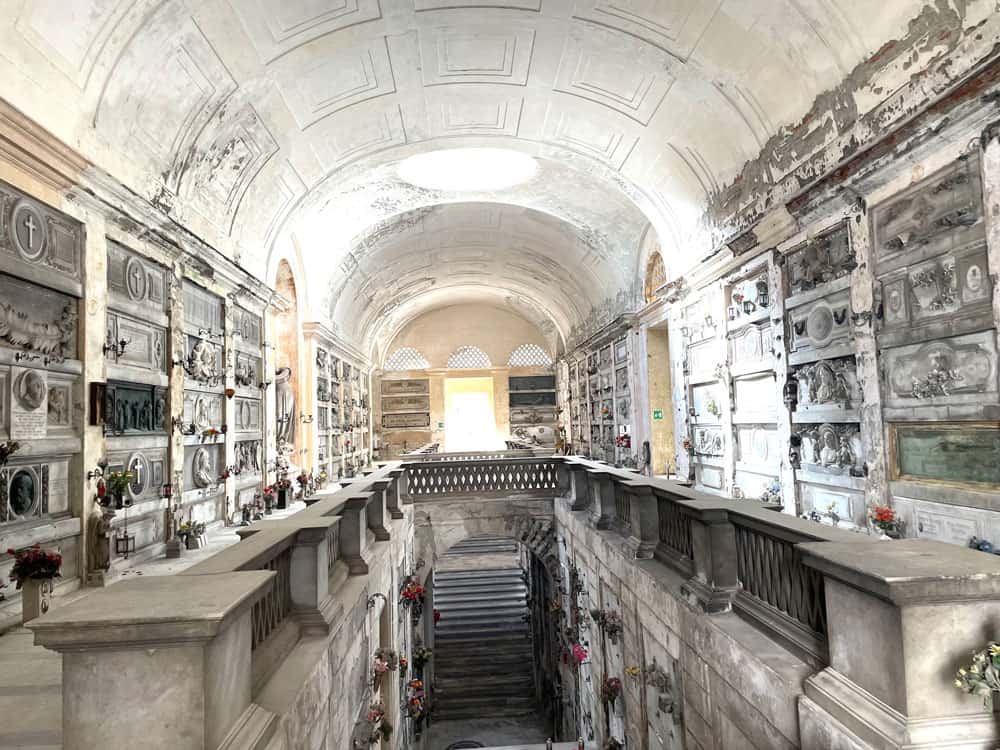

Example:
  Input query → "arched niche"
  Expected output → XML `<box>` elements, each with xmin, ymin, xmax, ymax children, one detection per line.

<box><xmin>644</xmin><ymin>251</ymin><xmax>666</xmax><ymax>304</ymax></box>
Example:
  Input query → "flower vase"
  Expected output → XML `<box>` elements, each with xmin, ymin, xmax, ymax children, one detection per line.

<box><xmin>21</xmin><ymin>577</ymin><xmax>53</xmax><ymax>624</ymax></box>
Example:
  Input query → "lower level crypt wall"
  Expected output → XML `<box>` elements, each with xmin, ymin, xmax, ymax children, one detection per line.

<box><xmin>553</xmin><ymin>500</ymin><xmax>852</xmax><ymax>750</ymax></box>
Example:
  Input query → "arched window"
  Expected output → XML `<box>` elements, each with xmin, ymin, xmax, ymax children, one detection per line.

<box><xmin>507</xmin><ymin>344</ymin><xmax>553</xmax><ymax>367</ymax></box>
<box><xmin>384</xmin><ymin>347</ymin><xmax>429</xmax><ymax>371</ymax></box>
<box><xmin>447</xmin><ymin>346</ymin><xmax>492</xmax><ymax>369</ymax></box>
<box><xmin>644</xmin><ymin>251</ymin><xmax>666</xmax><ymax>303</ymax></box>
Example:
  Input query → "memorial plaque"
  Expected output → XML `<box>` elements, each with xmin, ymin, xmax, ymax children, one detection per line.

<box><xmin>381</xmin><ymin>379</ymin><xmax>429</xmax><ymax>396</ymax></box>
<box><xmin>893</xmin><ymin>424</ymin><xmax>1000</xmax><ymax>486</ymax></box>
<box><xmin>915</xmin><ymin>510</ymin><xmax>977</xmax><ymax>545</ymax></box>
<box><xmin>382</xmin><ymin>413</ymin><xmax>430</xmax><ymax>428</ymax></box>
<box><xmin>382</xmin><ymin>394</ymin><xmax>430</xmax><ymax>413</ymax></box>
<box><xmin>10</xmin><ymin>367</ymin><xmax>47</xmax><ymax>439</ymax></box>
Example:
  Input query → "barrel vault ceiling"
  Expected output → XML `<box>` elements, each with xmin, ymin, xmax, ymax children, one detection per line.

<box><xmin>0</xmin><ymin>0</ymin><xmax>980</xmax><ymax>355</ymax></box>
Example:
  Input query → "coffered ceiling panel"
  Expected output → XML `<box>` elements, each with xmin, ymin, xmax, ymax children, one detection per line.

<box><xmin>234</xmin><ymin>0</ymin><xmax>383</xmax><ymax>62</ymax></box>
<box><xmin>419</xmin><ymin>25</ymin><xmax>536</xmax><ymax>86</ymax></box>
<box><xmin>0</xmin><ymin>0</ymin><xmax>984</xmax><ymax>356</ymax></box>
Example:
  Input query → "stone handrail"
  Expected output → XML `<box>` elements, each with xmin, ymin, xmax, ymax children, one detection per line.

<box><xmin>403</xmin><ymin>448</ymin><xmax>542</xmax><ymax>462</ymax></box>
<box><xmin>25</xmin><ymin>454</ymin><xmax>1000</xmax><ymax>748</ymax></box>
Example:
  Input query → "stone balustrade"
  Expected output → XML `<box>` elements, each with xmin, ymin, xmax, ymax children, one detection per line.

<box><xmin>23</xmin><ymin>454</ymin><xmax>1000</xmax><ymax>749</ymax></box>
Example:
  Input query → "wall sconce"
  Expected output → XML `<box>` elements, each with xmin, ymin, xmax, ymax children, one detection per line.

<box><xmin>703</xmin><ymin>314</ymin><xmax>714</xmax><ymax>329</ymax></box>
<box><xmin>300</xmin><ymin>413</ymin><xmax>314</xmax><ymax>424</ymax></box>
<box><xmin>103</xmin><ymin>333</ymin><xmax>130</xmax><ymax>359</ymax></box>
<box><xmin>162</xmin><ymin>484</ymin><xmax>172</xmax><ymax>499</ymax></box>
<box><xmin>783</xmin><ymin>373</ymin><xmax>799</xmax><ymax>409</ymax></box>
<box><xmin>679</xmin><ymin>326</ymin><xmax>689</xmax><ymax>338</ymax></box>
<box><xmin>367</xmin><ymin>592</ymin><xmax>387</xmax><ymax>610</ymax></box>
<box><xmin>258</xmin><ymin>380</ymin><xmax>272</xmax><ymax>390</ymax></box>
<box><xmin>742</xmin><ymin>298</ymin><xmax>756</xmax><ymax>315</ymax></box>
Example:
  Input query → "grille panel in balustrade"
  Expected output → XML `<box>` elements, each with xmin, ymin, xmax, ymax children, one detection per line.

<box><xmin>656</xmin><ymin>496</ymin><xmax>693</xmax><ymax>560</ymax></box>
<box><xmin>250</xmin><ymin>546</ymin><xmax>293</xmax><ymax>651</ymax></box>
<box><xmin>733</xmin><ymin>521</ymin><xmax>827</xmax><ymax>641</ymax></box>
<box><xmin>405</xmin><ymin>459</ymin><xmax>559</xmax><ymax>496</ymax></box>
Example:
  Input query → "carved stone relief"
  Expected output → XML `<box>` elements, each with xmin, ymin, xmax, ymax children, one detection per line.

<box><xmin>235</xmin><ymin>440</ymin><xmax>262</xmax><ymax>475</ymax></box>
<box><xmin>106</xmin><ymin>382</ymin><xmax>168</xmax><ymax>434</ymax></box>
<box><xmin>183</xmin><ymin>336</ymin><xmax>222</xmax><ymax>384</ymax></box>
<box><xmin>0</xmin><ymin>273</ymin><xmax>78</xmax><ymax>360</ymax></box>
<box><xmin>183</xmin><ymin>391</ymin><xmax>223</xmax><ymax>431</ymax></box>
<box><xmin>871</xmin><ymin>155</ymin><xmax>984</xmax><ymax>268</ymax></box>
<box><xmin>234</xmin><ymin>397</ymin><xmax>261</xmax><ymax>432</ymax></box>
<box><xmin>232</xmin><ymin>307</ymin><xmax>262</xmax><ymax>347</ymax></box>
<box><xmin>234</xmin><ymin>351</ymin><xmax>260</xmax><ymax>388</ymax></box>
<box><xmin>728</xmin><ymin>322</ymin><xmax>773</xmax><ymax>373</ymax></box>
<box><xmin>186</xmin><ymin>445</ymin><xmax>222</xmax><ymax>490</ymax></box>
<box><xmin>107</xmin><ymin>311</ymin><xmax>166</xmax><ymax>372</ymax></box>
<box><xmin>735</xmin><ymin>424</ymin><xmax>778</xmax><ymax>467</ymax></box>
<box><xmin>106</xmin><ymin>448</ymin><xmax>167</xmax><ymax>503</ymax></box>
<box><xmin>784</xmin><ymin>223</ymin><xmax>853</xmax><ymax>295</ymax></box>
<box><xmin>0</xmin><ymin>462</ymin><xmax>50</xmax><ymax>523</ymax></box>
<box><xmin>791</xmin><ymin>358</ymin><xmax>859</xmax><ymax>422</ymax></box>
<box><xmin>693</xmin><ymin>425</ymin><xmax>723</xmax><ymax>457</ymax></box>
<box><xmin>879</xmin><ymin>246</ymin><xmax>992</xmax><ymax>334</ymax></box>
<box><xmin>107</xmin><ymin>242</ymin><xmax>168</xmax><ymax>312</ymax></box>
<box><xmin>46</xmin><ymin>376</ymin><xmax>73</xmax><ymax>428</ymax></box>
<box><xmin>0</xmin><ymin>182</ymin><xmax>84</xmax><ymax>287</ymax></box>
<box><xmin>884</xmin><ymin>331</ymin><xmax>997</xmax><ymax>406</ymax></box>
<box><xmin>787</xmin><ymin>288</ymin><xmax>851</xmax><ymax>364</ymax></box>
<box><xmin>793</xmin><ymin>423</ymin><xmax>862</xmax><ymax>474</ymax></box>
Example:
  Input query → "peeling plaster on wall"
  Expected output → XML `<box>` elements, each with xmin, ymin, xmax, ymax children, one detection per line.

<box><xmin>706</xmin><ymin>0</ymin><xmax>1000</xmax><ymax>248</ymax></box>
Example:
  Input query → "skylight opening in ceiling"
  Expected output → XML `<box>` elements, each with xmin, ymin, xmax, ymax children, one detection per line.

<box><xmin>397</xmin><ymin>148</ymin><xmax>539</xmax><ymax>192</ymax></box>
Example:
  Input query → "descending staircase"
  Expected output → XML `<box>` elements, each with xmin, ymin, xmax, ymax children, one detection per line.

<box><xmin>433</xmin><ymin>537</ymin><xmax>537</xmax><ymax>721</ymax></box>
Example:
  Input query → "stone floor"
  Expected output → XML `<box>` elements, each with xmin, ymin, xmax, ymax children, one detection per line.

<box><xmin>0</xmin><ymin>502</ymin><xmax>306</xmax><ymax>750</ymax></box>
<box><xmin>424</xmin><ymin>714</ymin><xmax>550</xmax><ymax>749</ymax></box>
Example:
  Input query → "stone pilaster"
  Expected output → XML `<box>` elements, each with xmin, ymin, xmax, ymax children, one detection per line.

<box><xmin>847</xmin><ymin>207</ymin><xmax>891</xmax><ymax>510</ymax></box>
<box><xmin>980</xmin><ymin>121</ymin><xmax>1000</xmax><ymax>350</ymax></box>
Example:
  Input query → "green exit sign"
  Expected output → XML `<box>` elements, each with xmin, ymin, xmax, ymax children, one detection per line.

<box><xmin>652</xmin><ymin>409</ymin><xmax>663</xmax><ymax>421</ymax></box>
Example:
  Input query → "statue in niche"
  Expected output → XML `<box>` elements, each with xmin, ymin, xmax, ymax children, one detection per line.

<box><xmin>139</xmin><ymin>401</ymin><xmax>151</xmax><ymax>431</ymax></box>
<box><xmin>88</xmin><ymin>504</ymin><xmax>114</xmax><ymax>574</ymax></box>
<box><xmin>819</xmin><ymin>429</ymin><xmax>839</xmax><ymax>466</ymax></box>
<box><xmin>154</xmin><ymin>395</ymin><xmax>166</xmax><ymax>430</ymax></box>
<box><xmin>192</xmin><ymin>448</ymin><xmax>213</xmax><ymax>489</ymax></box>
<box><xmin>275</xmin><ymin>367</ymin><xmax>295</xmax><ymax>447</ymax></box>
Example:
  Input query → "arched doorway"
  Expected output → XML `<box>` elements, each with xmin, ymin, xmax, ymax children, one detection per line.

<box><xmin>642</xmin><ymin>250</ymin><xmax>676</xmax><ymax>476</ymax></box>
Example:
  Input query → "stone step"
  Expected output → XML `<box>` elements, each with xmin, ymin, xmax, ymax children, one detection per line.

<box><xmin>435</xmin><ymin>601</ymin><xmax>526</xmax><ymax>616</ymax></box>
<box><xmin>435</xmin><ymin>612</ymin><xmax>528</xmax><ymax>628</ymax></box>
<box><xmin>434</xmin><ymin>588</ymin><xmax>526</xmax><ymax>603</ymax></box>
<box><xmin>436</xmin><ymin>673</ymin><xmax>535</xmax><ymax>691</ymax></box>
<box><xmin>435</xmin><ymin>568</ymin><xmax>523</xmax><ymax>581</ymax></box>
<box><xmin>434</xmin><ymin>628</ymin><xmax>531</xmax><ymax>644</ymax></box>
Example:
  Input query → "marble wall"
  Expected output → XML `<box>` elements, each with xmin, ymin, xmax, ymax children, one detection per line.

<box><xmin>658</xmin><ymin>118</ymin><xmax>1000</xmax><ymax>545</ymax></box>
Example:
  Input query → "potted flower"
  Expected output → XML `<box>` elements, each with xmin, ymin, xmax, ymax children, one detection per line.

<box><xmin>178</xmin><ymin>520</ymin><xmax>207</xmax><ymax>549</ymax></box>
<box><xmin>296</xmin><ymin>471</ymin><xmax>309</xmax><ymax>499</ymax></box>
<box><xmin>262</xmin><ymin>485</ymin><xmax>275</xmax><ymax>514</ymax></box>
<box><xmin>602</xmin><ymin>676</ymin><xmax>623</xmax><ymax>705</ymax></box>
<box><xmin>954</xmin><ymin>642</ymin><xmax>1000</xmax><ymax>705</ymax></box>
<box><xmin>870</xmin><ymin>505</ymin><xmax>900</xmax><ymax>538</ymax></box>
<box><xmin>591</xmin><ymin>609</ymin><xmax>624</xmax><ymax>645</ymax></box>
<box><xmin>412</xmin><ymin>646</ymin><xmax>432</xmax><ymax>674</ymax></box>
<box><xmin>276</xmin><ymin>477</ymin><xmax>292</xmax><ymax>509</ymax></box>
<box><xmin>105</xmin><ymin>470</ymin><xmax>134</xmax><ymax>509</ymax></box>
<box><xmin>7</xmin><ymin>544</ymin><xmax>62</xmax><ymax>623</ymax></box>
<box><xmin>572</xmin><ymin>643</ymin><xmax>589</xmax><ymax>664</ymax></box>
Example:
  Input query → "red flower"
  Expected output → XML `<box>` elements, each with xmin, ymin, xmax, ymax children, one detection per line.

<box><xmin>433</xmin><ymin>609</ymin><xmax>441</xmax><ymax>623</ymax></box>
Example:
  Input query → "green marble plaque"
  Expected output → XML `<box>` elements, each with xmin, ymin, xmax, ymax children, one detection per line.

<box><xmin>895</xmin><ymin>424</ymin><xmax>1000</xmax><ymax>486</ymax></box>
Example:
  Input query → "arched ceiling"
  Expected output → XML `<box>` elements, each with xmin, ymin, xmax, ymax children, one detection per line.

<box><xmin>0</xmin><ymin>0</ymin><xmax>960</xmax><ymax>352</ymax></box>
